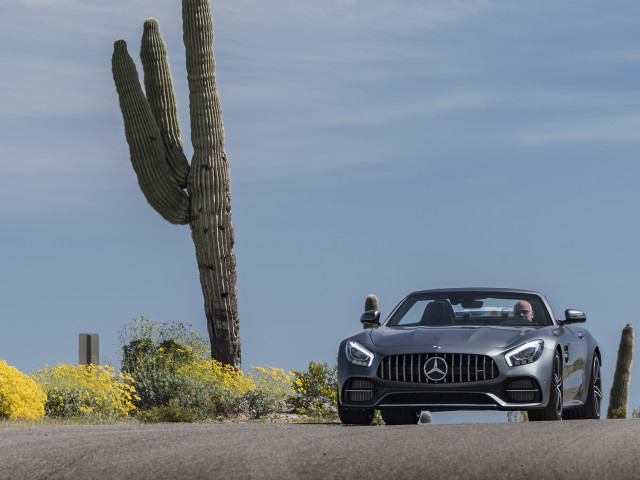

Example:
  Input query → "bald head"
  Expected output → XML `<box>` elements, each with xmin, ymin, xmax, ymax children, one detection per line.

<box><xmin>514</xmin><ymin>300</ymin><xmax>534</xmax><ymax>322</ymax></box>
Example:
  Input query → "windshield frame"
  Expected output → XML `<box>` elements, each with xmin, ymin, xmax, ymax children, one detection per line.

<box><xmin>384</xmin><ymin>290</ymin><xmax>554</xmax><ymax>328</ymax></box>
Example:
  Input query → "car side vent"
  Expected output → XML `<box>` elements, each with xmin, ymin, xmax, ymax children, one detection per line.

<box><xmin>377</xmin><ymin>353</ymin><xmax>499</xmax><ymax>384</ymax></box>
<box><xmin>344</xmin><ymin>378</ymin><xmax>374</xmax><ymax>403</ymax></box>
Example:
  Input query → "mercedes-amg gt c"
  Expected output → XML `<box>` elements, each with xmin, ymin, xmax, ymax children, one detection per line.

<box><xmin>337</xmin><ymin>288</ymin><xmax>601</xmax><ymax>424</ymax></box>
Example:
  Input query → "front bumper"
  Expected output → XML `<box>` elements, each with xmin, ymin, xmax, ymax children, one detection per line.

<box><xmin>338</xmin><ymin>344</ymin><xmax>554</xmax><ymax>411</ymax></box>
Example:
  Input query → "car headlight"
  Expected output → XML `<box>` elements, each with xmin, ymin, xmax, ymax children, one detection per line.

<box><xmin>345</xmin><ymin>340</ymin><xmax>374</xmax><ymax>367</ymax></box>
<box><xmin>505</xmin><ymin>340</ymin><xmax>544</xmax><ymax>367</ymax></box>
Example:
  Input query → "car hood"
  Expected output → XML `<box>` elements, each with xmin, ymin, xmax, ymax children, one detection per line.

<box><xmin>369</xmin><ymin>326</ymin><xmax>536</xmax><ymax>350</ymax></box>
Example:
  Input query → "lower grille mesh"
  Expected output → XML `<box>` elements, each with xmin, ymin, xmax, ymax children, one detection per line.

<box><xmin>344</xmin><ymin>378</ymin><xmax>374</xmax><ymax>403</ymax></box>
<box><xmin>377</xmin><ymin>353</ymin><xmax>499</xmax><ymax>384</ymax></box>
<box><xmin>382</xmin><ymin>392</ymin><xmax>496</xmax><ymax>406</ymax></box>
<box><xmin>505</xmin><ymin>378</ymin><xmax>541</xmax><ymax>403</ymax></box>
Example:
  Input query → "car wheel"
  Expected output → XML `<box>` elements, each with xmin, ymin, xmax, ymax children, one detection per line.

<box><xmin>564</xmin><ymin>354</ymin><xmax>602</xmax><ymax>420</ymax></box>
<box><xmin>528</xmin><ymin>350</ymin><xmax>563</xmax><ymax>422</ymax></box>
<box><xmin>381</xmin><ymin>409</ymin><xmax>421</xmax><ymax>425</ymax></box>
<box><xmin>338</xmin><ymin>401</ymin><xmax>374</xmax><ymax>425</ymax></box>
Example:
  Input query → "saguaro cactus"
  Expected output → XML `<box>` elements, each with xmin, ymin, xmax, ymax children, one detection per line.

<box><xmin>364</xmin><ymin>294</ymin><xmax>379</xmax><ymax>312</ymax></box>
<box><xmin>362</xmin><ymin>294</ymin><xmax>379</xmax><ymax>330</ymax></box>
<box><xmin>111</xmin><ymin>0</ymin><xmax>240</xmax><ymax>368</ymax></box>
<box><xmin>607</xmin><ymin>323</ymin><xmax>633</xmax><ymax>419</ymax></box>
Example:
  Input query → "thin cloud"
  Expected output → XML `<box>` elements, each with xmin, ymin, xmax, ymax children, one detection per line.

<box><xmin>217</xmin><ymin>0</ymin><xmax>495</xmax><ymax>32</ymax></box>
<box><xmin>516</xmin><ymin>115</ymin><xmax>640</xmax><ymax>144</ymax></box>
<box><xmin>3</xmin><ymin>1</ymin><xmax>180</xmax><ymax>40</ymax></box>
<box><xmin>0</xmin><ymin>55</ymin><xmax>114</xmax><ymax>117</ymax></box>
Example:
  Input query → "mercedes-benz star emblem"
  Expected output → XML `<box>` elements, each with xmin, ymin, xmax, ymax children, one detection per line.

<box><xmin>424</xmin><ymin>356</ymin><xmax>448</xmax><ymax>382</ymax></box>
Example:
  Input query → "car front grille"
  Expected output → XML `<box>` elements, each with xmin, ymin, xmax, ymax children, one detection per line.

<box><xmin>377</xmin><ymin>353</ymin><xmax>499</xmax><ymax>384</ymax></box>
<box><xmin>505</xmin><ymin>377</ymin><xmax>541</xmax><ymax>403</ymax></box>
<box><xmin>343</xmin><ymin>378</ymin><xmax>375</xmax><ymax>403</ymax></box>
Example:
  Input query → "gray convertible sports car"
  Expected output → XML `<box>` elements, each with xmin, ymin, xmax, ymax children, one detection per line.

<box><xmin>337</xmin><ymin>288</ymin><xmax>601</xmax><ymax>425</ymax></box>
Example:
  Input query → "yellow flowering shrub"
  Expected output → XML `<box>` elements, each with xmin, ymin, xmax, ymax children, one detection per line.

<box><xmin>246</xmin><ymin>366</ymin><xmax>293</xmax><ymax>397</ymax></box>
<box><xmin>32</xmin><ymin>363</ymin><xmax>138</xmax><ymax>417</ymax></box>
<box><xmin>120</xmin><ymin>317</ymin><xmax>209</xmax><ymax>374</ymax></box>
<box><xmin>119</xmin><ymin>317</ymin><xmax>298</xmax><ymax>420</ymax></box>
<box><xmin>178</xmin><ymin>359</ymin><xmax>254</xmax><ymax>395</ymax></box>
<box><xmin>172</xmin><ymin>358</ymin><xmax>252</xmax><ymax>417</ymax></box>
<box><xmin>240</xmin><ymin>366</ymin><xmax>294</xmax><ymax>419</ymax></box>
<box><xmin>0</xmin><ymin>360</ymin><xmax>46</xmax><ymax>420</ymax></box>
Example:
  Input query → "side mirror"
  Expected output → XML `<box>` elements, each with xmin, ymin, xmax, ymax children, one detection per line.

<box><xmin>361</xmin><ymin>310</ymin><xmax>381</xmax><ymax>327</ymax></box>
<box><xmin>564</xmin><ymin>309</ymin><xmax>586</xmax><ymax>324</ymax></box>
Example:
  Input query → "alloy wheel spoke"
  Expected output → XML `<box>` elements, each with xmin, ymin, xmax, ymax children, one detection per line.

<box><xmin>554</xmin><ymin>355</ymin><xmax>563</xmax><ymax>416</ymax></box>
<box><xmin>593</xmin><ymin>358</ymin><xmax>602</xmax><ymax>416</ymax></box>
<box><xmin>594</xmin><ymin>385</ymin><xmax>603</xmax><ymax>399</ymax></box>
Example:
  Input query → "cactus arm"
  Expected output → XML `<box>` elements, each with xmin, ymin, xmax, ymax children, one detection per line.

<box><xmin>112</xmin><ymin>40</ymin><xmax>190</xmax><ymax>225</ymax></box>
<box><xmin>182</xmin><ymin>0</ymin><xmax>225</xmax><ymax>155</ymax></box>
<box><xmin>140</xmin><ymin>19</ymin><xmax>190</xmax><ymax>189</ymax></box>
<box><xmin>181</xmin><ymin>0</ymin><xmax>240</xmax><ymax>367</ymax></box>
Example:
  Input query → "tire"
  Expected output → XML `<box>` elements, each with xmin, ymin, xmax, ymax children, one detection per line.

<box><xmin>338</xmin><ymin>401</ymin><xmax>374</xmax><ymax>425</ymax></box>
<box><xmin>564</xmin><ymin>354</ymin><xmax>602</xmax><ymax>420</ymax></box>
<box><xmin>381</xmin><ymin>409</ymin><xmax>421</xmax><ymax>425</ymax></box>
<box><xmin>528</xmin><ymin>350</ymin><xmax>563</xmax><ymax>422</ymax></box>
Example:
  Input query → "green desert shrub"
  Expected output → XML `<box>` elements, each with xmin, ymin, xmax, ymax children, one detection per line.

<box><xmin>609</xmin><ymin>406</ymin><xmax>627</xmax><ymax>419</ymax></box>
<box><xmin>507</xmin><ymin>411</ymin><xmax>529</xmax><ymax>422</ymax></box>
<box><xmin>129</xmin><ymin>368</ymin><xmax>196</xmax><ymax>411</ymax></box>
<box><xmin>119</xmin><ymin>317</ymin><xmax>208</xmax><ymax>375</ymax></box>
<box><xmin>119</xmin><ymin>317</ymin><xmax>292</xmax><ymax>420</ymax></box>
<box><xmin>137</xmin><ymin>399</ymin><xmax>198</xmax><ymax>423</ymax></box>
<box><xmin>119</xmin><ymin>317</ymin><xmax>221</xmax><ymax>416</ymax></box>
<box><xmin>290</xmin><ymin>362</ymin><xmax>337</xmax><ymax>418</ymax></box>
<box><xmin>243</xmin><ymin>365</ymin><xmax>292</xmax><ymax>418</ymax></box>
<box><xmin>239</xmin><ymin>389</ymin><xmax>286</xmax><ymax>419</ymax></box>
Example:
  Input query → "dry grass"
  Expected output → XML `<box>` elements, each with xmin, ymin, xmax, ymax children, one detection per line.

<box><xmin>0</xmin><ymin>416</ymin><xmax>141</xmax><ymax>428</ymax></box>
<box><xmin>0</xmin><ymin>412</ymin><xmax>332</xmax><ymax>428</ymax></box>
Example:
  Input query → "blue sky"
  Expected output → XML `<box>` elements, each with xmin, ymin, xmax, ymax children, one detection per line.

<box><xmin>2</xmin><ymin>0</ymin><xmax>640</xmax><ymax>423</ymax></box>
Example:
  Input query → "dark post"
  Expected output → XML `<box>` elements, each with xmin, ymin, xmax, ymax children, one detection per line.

<box><xmin>79</xmin><ymin>333</ymin><xmax>100</xmax><ymax>365</ymax></box>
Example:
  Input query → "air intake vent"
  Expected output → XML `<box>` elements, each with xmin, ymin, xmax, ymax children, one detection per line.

<box><xmin>377</xmin><ymin>353</ymin><xmax>499</xmax><ymax>384</ymax></box>
<box><xmin>505</xmin><ymin>378</ymin><xmax>541</xmax><ymax>403</ymax></box>
<box><xmin>344</xmin><ymin>378</ymin><xmax>374</xmax><ymax>403</ymax></box>
<box><xmin>382</xmin><ymin>392</ymin><xmax>496</xmax><ymax>406</ymax></box>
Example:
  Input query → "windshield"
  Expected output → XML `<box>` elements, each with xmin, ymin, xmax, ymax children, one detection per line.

<box><xmin>386</xmin><ymin>293</ymin><xmax>553</xmax><ymax>327</ymax></box>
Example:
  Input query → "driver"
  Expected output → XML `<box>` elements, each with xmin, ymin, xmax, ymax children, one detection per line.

<box><xmin>514</xmin><ymin>300</ymin><xmax>534</xmax><ymax>322</ymax></box>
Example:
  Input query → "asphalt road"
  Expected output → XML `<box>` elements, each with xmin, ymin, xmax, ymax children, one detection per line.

<box><xmin>1</xmin><ymin>419</ymin><xmax>639</xmax><ymax>479</ymax></box>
